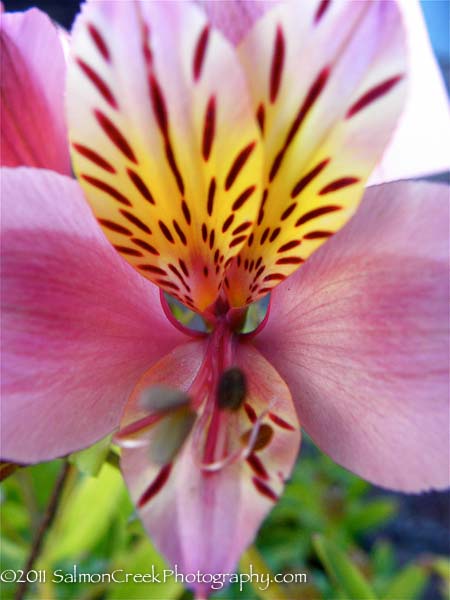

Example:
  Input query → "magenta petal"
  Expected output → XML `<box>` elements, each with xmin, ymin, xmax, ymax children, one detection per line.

<box><xmin>255</xmin><ymin>181</ymin><xmax>449</xmax><ymax>492</ymax></box>
<box><xmin>121</xmin><ymin>341</ymin><xmax>299</xmax><ymax>593</ymax></box>
<box><xmin>1</xmin><ymin>167</ymin><xmax>186</xmax><ymax>463</ymax></box>
<box><xmin>1</xmin><ymin>9</ymin><xmax>71</xmax><ymax>174</ymax></box>
<box><xmin>195</xmin><ymin>0</ymin><xmax>277</xmax><ymax>45</ymax></box>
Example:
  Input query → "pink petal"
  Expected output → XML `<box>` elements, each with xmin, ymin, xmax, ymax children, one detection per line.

<box><xmin>371</xmin><ymin>0</ymin><xmax>450</xmax><ymax>183</ymax></box>
<box><xmin>254</xmin><ymin>181</ymin><xmax>449</xmax><ymax>492</ymax></box>
<box><xmin>1</xmin><ymin>167</ymin><xmax>186</xmax><ymax>463</ymax></box>
<box><xmin>0</xmin><ymin>9</ymin><xmax>71</xmax><ymax>174</ymax></box>
<box><xmin>120</xmin><ymin>341</ymin><xmax>300</xmax><ymax>593</ymax></box>
<box><xmin>194</xmin><ymin>0</ymin><xmax>277</xmax><ymax>45</ymax></box>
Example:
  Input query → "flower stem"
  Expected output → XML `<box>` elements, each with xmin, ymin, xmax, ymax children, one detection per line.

<box><xmin>15</xmin><ymin>460</ymin><xmax>71</xmax><ymax>600</ymax></box>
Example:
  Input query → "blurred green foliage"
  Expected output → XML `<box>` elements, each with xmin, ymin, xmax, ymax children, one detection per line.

<box><xmin>1</xmin><ymin>439</ymin><xmax>448</xmax><ymax>600</ymax></box>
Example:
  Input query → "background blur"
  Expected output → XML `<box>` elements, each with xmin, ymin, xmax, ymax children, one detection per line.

<box><xmin>1</xmin><ymin>1</ymin><xmax>449</xmax><ymax>599</ymax></box>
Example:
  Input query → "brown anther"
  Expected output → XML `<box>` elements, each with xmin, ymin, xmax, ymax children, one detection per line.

<box><xmin>241</xmin><ymin>423</ymin><xmax>274</xmax><ymax>452</ymax></box>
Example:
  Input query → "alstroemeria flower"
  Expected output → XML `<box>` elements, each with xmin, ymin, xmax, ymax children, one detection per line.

<box><xmin>1</xmin><ymin>0</ymin><xmax>449</xmax><ymax>596</ymax></box>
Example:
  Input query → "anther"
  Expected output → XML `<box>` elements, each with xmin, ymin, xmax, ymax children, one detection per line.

<box><xmin>217</xmin><ymin>367</ymin><xmax>247</xmax><ymax>411</ymax></box>
<box><xmin>241</xmin><ymin>423</ymin><xmax>274</xmax><ymax>452</ymax></box>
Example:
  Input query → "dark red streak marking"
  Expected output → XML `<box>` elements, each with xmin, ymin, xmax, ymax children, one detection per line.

<box><xmin>244</xmin><ymin>402</ymin><xmax>258</xmax><ymax>423</ymax></box>
<box><xmin>72</xmin><ymin>143</ymin><xmax>116</xmax><ymax>173</ymax></box>
<box><xmin>225</xmin><ymin>141</ymin><xmax>256</xmax><ymax>190</ymax></box>
<box><xmin>269</xmin><ymin>412</ymin><xmax>295</xmax><ymax>431</ymax></box>
<box><xmin>181</xmin><ymin>200</ymin><xmax>191</xmax><ymax>225</ymax></box>
<box><xmin>202</xmin><ymin>96</ymin><xmax>216</xmax><ymax>161</ymax></box>
<box><xmin>255</xmin><ymin>265</ymin><xmax>265</xmax><ymax>279</ymax></box>
<box><xmin>229</xmin><ymin>235</ymin><xmax>247</xmax><ymax>248</ymax></box>
<box><xmin>201</xmin><ymin>223</ymin><xmax>208</xmax><ymax>242</ymax></box>
<box><xmin>157</xmin><ymin>279</ymin><xmax>180</xmax><ymax>292</ymax></box>
<box><xmin>222</xmin><ymin>214</ymin><xmax>234</xmax><ymax>233</ymax></box>
<box><xmin>314</xmin><ymin>0</ymin><xmax>331</xmax><ymax>24</ymax></box>
<box><xmin>138</xmin><ymin>464</ymin><xmax>172</xmax><ymax>507</ymax></box>
<box><xmin>270</xmin><ymin>26</ymin><xmax>285</xmax><ymax>103</ymax></box>
<box><xmin>193</xmin><ymin>25</ymin><xmax>210</xmax><ymax>82</ymax></box>
<box><xmin>263</xmin><ymin>273</ymin><xmax>286</xmax><ymax>282</ymax></box>
<box><xmin>114</xmin><ymin>245</ymin><xmax>143</xmax><ymax>257</ymax></box>
<box><xmin>169</xmin><ymin>264</ymin><xmax>189</xmax><ymax>289</ymax></box>
<box><xmin>232</xmin><ymin>185</ymin><xmax>256</xmax><ymax>211</ymax></box>
<box><xmin>127</xmin><ymin>169</ymin><xmax>155</xmax><ymax>204</ymax></box>
<box><xmin>281</xmin><ymin>202</ymin><xmax>297</xmax><ymax>220</ymax></box>
<box><xmin>142</xmin><ymin>22</ymin><xmax>152</xmax><ymax>65</ymax></box>
<box><xmin>88</xmin><ymin>23</ymin><xmax>110</xmax><ymax>62</ymax></box>
<box><xmin>256</xmin><ymin>103</ymin><xmax>265</xmax><ymax>135</ymax></box>
<box><xmin>94</xmin><ymin>110</ymin><xmax>137</xmax><ymax>163</ymax></box>
<box><xmin>295</xmin><ymin>205</ymin><xmax>340</xmax><ymax>227</ymax></box>
<box><xmin>209</xmin><ymin>229</ymin><xmax>215</xmax><ymax>250</ymax></box>
<box><xmin>207</xmin><ymin>178</ymin><xmax>216</xmax><ymax>216</ymax></box>
<box><xmin>260</xmin><ymin>228</ymin><xmax>270</xmax><ymax>245</ymax></box>
<box><xmin>132</xmin><ymin>238</ymin><xmax>160</xmax><ymax>256</ymax></box>
<box><xmin>303</xmin><ymin>230</ymin><xmax>333</xmax><ymax>239</ymax></box>
<box><xmin>276</xmin><ymin>256</ymin><xmax>304</xmax><ymax>265</ymax></box>
<box><xmin>278</xmin><ymin>240</ymin><xmax>301</xmax><ymax>253</ymax></box>
<box><xmin>247</xmin><ymin>454</ymin><xmax>269</xmax><ymax>480</ymax></box>
<box><xmin>346</xmin><ymin>75</ymin><xmax>403</xmax><ymax>118</ymax></box>
<box><xmin>159</xmin><ymin>221</ymin><xmax>175</xmax><ymax>243</ymax></box>
<box><xmin>269</xmin><ymin>227</ymin><xmax>281</xmax><ymax>242</ymax></box>
<box><xmin>232</xmin><ymin>221</ymin><xmax>252</xmax><ymax>235</ymax></box>
<box><xmin>138</xmin><ymin>264</ymin><xmax>167</xmax><ymax>275</ymax></box>
<box><xmin>269</xmin><ymin>67</ymin><xmax>330</xmax><ymax>181</ymax></box>
<box><xmin>98</xmin><ymin>219</ymin><xmax>131</xmax><ymax>235</ymax></box>
<box><xmin>319</xmin><ymin>177</ymin><xmax>359</xmax><ymax>195</ymax></box>
<box><xmin>247</xmin><ymin>233</ymin><xmax>254</xmax><ymax>247</ymax></box>
<box><xmin>82</xmin><ymin>174</ymin><xmax>131</xmax><ymax>206</ymax></box>
<box><xmin>120</xmin><ymin>210</ymin><xmax>151</xmax><ymax>234</ymax></box>
<box><xmin>178</xmin><ymin>258</ymin><xmax>189</xmax><ymax>277</ymax></box>
<box><xmin>149</xmin><ymin>74</ymin><xmax>168</xmax><ymax>135</ymax></box>
<box><xmin>291</xmin><ymin>158</ymin><xmax>330</xmax><ymax>198</ymax></box>
<box><xmin>252</xmin><ymin>477</ymin><xmax>278</xmax><ymax>502</ymax></box>
<box><xmin>173</xmin><ymin>220</ymin><xmax>187</xmax><ymax>245</ymax></box>
<box><xmin>164</xmin><ymin>140</ymin><xmax>185</xmax><ymax>195</ymax></box>
<box><xmin>77</xmin><ymin>58</ymin><xmax>117</xmax><ymax>108</ymax></box>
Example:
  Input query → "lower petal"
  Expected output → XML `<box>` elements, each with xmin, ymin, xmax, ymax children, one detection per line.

<box><xmin>1</xmin><ymin>167</ymin><xmax>185</xmax><ymax>463</ymax></box>
<box><xmin>120</xmin><ymin>340</ymin><xmax>300</xmax><ymax>594</ymax></box>
<box><xmin>255</xmin><ymin>181</ymin><xmax>449</xmax><ymax>492</ymax></box>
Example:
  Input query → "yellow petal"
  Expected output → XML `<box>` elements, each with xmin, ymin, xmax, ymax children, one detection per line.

<box><xmin>225</xmin><ymin>0</ymin><xmax>407</xmax><ymax>306</ymax></box>
<box><xmin>67</xmin><ymin>1</ymin><xmax>263</xmax><ymax>313</ymax></box>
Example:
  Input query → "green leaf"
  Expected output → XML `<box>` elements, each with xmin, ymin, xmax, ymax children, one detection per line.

<box><xmin>239</xmin><ymin>546</ymin><xmax>288</xmax><ymax>600</ymax></box>
<box><xmin>347</xmin><ymin>500</ymin><xmax>397</xmax><ymax>532</ymax></box>
<box><xmin>381</xmin><ymin>564</ymin><xmax>428</xmax><ymax>600</ymax></box>
<box><xmin>69</xmin><ymin>434</ymin><xmax>113</xmax><ymax>476</ymax></box>
<box><xmin>313</xmin><ymin>535</ymin><xmax>377</xmax><ymax>600</ymax></box>
<box><xmin>41</xmin><ymin>462</ymin><xmax>125</xmax><ymax>564</ymax></box>
<box><xmin>107</xmin><ymin>538</ymin><xmax>182</xmax><ymax>599</ymax></box>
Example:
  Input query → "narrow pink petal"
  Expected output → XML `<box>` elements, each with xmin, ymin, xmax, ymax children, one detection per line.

<box><xmin>1</xmin><ymin>167</ymin><xmax>186</xmax><ymax>463</ymax></box>
<box><xmin>0</xmin><ymin>9</ymin><xmax>71</xmax><ymax>174</ymax></box>
<box><xmin>371</xmin><ymin>0</ymin><xmax>450</xmax><ymax>183</ymax></box>
<box><xmin>194</xmin><ymin>0</ymin><xmax>278</xmax><ymax>45</ymax></box>
<box><xmin>120</xmin><ymin>341</ymin><xmax>299</xmax><ymax>593</ymax></box>
<box><xmin>254</xmin><ymin>181</ymin><xmax>449</xmax><ymax>492</ymax></box>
